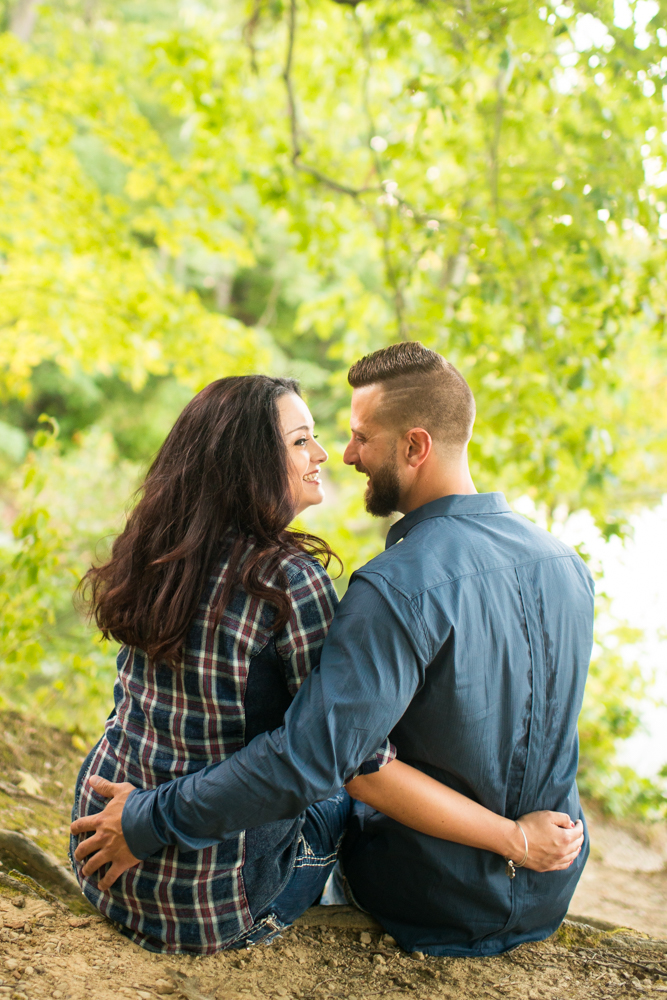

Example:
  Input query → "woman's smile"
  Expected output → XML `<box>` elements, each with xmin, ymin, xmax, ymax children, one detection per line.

<box><xmin>278</xmin><ymin>392</ymin><xmax>328</xmax><ymax>515</ymax></box>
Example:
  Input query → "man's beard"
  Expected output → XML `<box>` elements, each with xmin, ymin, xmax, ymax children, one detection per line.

<box><xmin>359</xmin><ymin>451</ymin><xmax>401</xmax><ymax>518</ymax></box>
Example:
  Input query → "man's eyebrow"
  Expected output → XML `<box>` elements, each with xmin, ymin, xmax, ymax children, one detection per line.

<box><xmin>286</xmin><ymin>424</ymin><xmax>310</xmax><ymax>435</ymax></box>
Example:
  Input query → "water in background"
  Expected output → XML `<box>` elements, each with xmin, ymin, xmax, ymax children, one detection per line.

<box><xmin>520</xmin><ymin>495</ymin><xmax>667</xmax><ymax>779</ymax></box>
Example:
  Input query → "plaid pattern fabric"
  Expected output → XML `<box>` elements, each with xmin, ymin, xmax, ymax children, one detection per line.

<box><xmin>72</xmin><ymin>544</ymin><xmax>343</xmax><ymax>953</ymax></box>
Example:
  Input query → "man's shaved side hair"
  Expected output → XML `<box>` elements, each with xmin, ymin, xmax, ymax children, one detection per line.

<box><xmin>348</xmin><ymin>341</ymin><xmax>475</xmax><ymax>449</ymax></box>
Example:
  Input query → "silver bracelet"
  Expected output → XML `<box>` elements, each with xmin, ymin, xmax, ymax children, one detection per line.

<box><xmin>504</xmin><ymin>820</ymin><xmax>529</xmax><ymax>879</ymax></box>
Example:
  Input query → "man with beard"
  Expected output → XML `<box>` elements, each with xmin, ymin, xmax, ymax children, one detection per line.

<box><xmin>72</xmin><ymin>342</ymin><xmax>593</xmax><ymax>956</ymax></box>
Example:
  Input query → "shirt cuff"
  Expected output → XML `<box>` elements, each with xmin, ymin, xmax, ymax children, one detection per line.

<box><xmin>121</xmin><ymin>786</ymin><xmax>168</xmax><ymax>860</ymax></box>
<box><xmin>345</xmin><ymin>738</ymin><xmax>396</xmax><ymax>782</ymax></box>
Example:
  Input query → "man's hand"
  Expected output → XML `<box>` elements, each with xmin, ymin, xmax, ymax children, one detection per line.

<box><xmin>515</xmin><ymin>811</ymin><xmax>584</xmax><ymax>872</ymax></box>
<box><xmin>70</xmin><ymin>775</ymin><xmax>141</xmax><ymax>891</ymax></box>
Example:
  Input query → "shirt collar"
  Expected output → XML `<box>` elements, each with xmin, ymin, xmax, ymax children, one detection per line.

<box><xmin>385</xmin><ymin>492</ymin><xmax>512</xmax><ymax>549</ymax></box>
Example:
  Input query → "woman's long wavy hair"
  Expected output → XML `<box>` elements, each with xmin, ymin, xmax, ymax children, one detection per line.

<box><xmin>80</xmin><ymin>375</ymin><xmax>338</xmax><ymax>666</ymax></box>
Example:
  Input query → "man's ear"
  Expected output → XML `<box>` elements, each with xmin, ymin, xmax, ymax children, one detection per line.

<box><xmin>403</xmin><ymin>428</ymin><xmax>432</xmax><ymax>468</ymax></box>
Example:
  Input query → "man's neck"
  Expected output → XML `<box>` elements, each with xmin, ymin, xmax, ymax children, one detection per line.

<box><xmin>397</xmin><ymin>460</ymin><xmax>477</xmax><ymax>515</ymax></box>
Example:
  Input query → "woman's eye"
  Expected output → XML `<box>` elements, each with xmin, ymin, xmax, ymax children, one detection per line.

<box><xmin>294</xmin><ymin>437</ymin><xmax>307</xmax><ymax>446</ymax></box>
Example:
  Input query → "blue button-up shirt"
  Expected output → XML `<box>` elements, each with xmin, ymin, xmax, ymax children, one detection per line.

<box><xmin>123</xmin><ymin>492</ymin><xmax>594</xmax><ymax>956</ymax></box>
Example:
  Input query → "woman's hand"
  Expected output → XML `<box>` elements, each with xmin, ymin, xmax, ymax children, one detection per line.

<box><xmin>347</xmin><ymin>759</ymin><xmax>585</xmax><ymax>872</ymax></box>
<box><xmin>510</xmin><ymin>811</ymin><xmax>584</xmax><ymax>872</ymax></box>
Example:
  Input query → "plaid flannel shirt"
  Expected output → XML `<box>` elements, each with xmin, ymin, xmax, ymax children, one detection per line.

<box><xmin>71</xmin><ymin>542</ymin><xmax>394</xmax><ymax>953</ymax></box>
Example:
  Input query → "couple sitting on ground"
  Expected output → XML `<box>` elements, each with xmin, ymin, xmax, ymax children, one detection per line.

<box><xmin>69</xmin><ymin>342</ymin><xmax>591</xmax><ymax>957</ymax></box>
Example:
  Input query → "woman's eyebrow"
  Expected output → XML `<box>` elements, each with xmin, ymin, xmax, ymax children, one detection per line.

<box><xmin>286</xmin><ymin>424</ymin><xmax>310</xmax><ymax>434</ymax></box>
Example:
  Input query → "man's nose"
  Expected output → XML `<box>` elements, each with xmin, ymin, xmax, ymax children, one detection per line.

<box><xmin>343</xmin><ymin>439</ymin><xmax>357</xmax><ymax>466</ymax></box>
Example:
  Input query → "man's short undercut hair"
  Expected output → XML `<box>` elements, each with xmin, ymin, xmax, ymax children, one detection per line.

<box><xmin>348</xmin><ymin>341</ymin><xmax>475</xmax><ymax>448</ymax></box>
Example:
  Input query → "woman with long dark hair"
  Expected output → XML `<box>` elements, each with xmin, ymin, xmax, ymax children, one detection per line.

<box><xmin>71</xmin><ymin>375</ymin><xmax>582</xmax><ymax>954</ymax></box>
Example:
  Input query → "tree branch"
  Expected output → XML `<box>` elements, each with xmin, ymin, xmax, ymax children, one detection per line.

<box><xmin>257</xmin><ymin>277</ymin><xmax>281</xmax><ymax>329</ymax></box>
<box><xmin>357</xmin><ymin>14</ymin><xmax>409</xmax><ymax>338</ymax></box>
<box><xmin>283</xmin><ymin>0</ymin><xmax>301</xmax><ymax>162</ymax></box>
<box><xmin>283</xmin><ymin>0</ymin><xmax>376</xmax><ymax>197</ymax></box>
<box><xmin>380</xmin><ymin>225</ymin><xmax>409</xmax><ymax>339</ymax></box>
<box><xmin>489</xmin><ymin>54</ymin><xmax>512</xmax><ymax>211</ymax></box>
<box><xmin>282</xmin><ymin>2</ymin><xmax>466</xmax><ymax>218</ymax></box>
<box><xmin>243</xmin><ymin>0</ymin><xmax>263</xmax><ymax>75</ymax></box>
<box><xmin>281</xmin><ymin>0</ymin><xmax>464</xmax><ymax>339</ymax></box>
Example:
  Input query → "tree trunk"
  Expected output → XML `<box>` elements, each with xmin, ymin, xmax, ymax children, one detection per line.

<box><xmin>83</xmin><ymin>0</ymin><xmax>98</xmax><ymax>26</ymax></box>
<box><xmin>9</xmin><ymin>0</ymin><xmax>39</xmax><ymax>41</ymax></box>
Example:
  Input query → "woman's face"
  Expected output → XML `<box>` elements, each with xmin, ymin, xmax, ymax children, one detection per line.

<box><xmin>278</xmin><ymin>392</ymin><xmax>328</xmax><ymax>516</ymax></box>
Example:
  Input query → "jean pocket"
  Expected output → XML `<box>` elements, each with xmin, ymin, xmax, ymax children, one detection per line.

<box><xmin>229</xmin><ymin>912</ymin><xmax>287</xmax><ymax>949</ymax></box>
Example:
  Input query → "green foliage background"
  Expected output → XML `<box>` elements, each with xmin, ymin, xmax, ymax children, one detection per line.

<box><xmin>1</xmin><ymin>0</ymin><xmax>666</xmax><ymax>815</ymax></box>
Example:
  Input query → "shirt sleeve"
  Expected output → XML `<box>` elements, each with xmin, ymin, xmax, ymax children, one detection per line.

<box><xmin>274</xmin><ymin>557</ymin><xmax>339</xmax><ymax>697</ymax></box>
<box><xmin>122</xmin><ymin>573</ymin><xmax>431</xmax><ymax>859</ymax></box>
<box><xmin>274</xmin><ymin>558</ymin><xmax>393</xmax><ymax>776</ymax></box>
<box><xmin>347</xmin><ymin>737</ymin><xmax>397</xmax><ymax>780</ymax></box>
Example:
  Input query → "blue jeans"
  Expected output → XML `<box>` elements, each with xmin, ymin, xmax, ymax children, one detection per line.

<box><xmin>237</xmin><ymin>788</ymin><xmax>352</xmax><ymax>946</ymax></box>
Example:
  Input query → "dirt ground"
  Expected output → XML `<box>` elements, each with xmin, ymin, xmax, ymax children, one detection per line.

<box><xmin>2</xmin><ymin>893</ymin><xmax>667</xmax><ymax>1000</ymax></box>
<box><xmin>1</xmin><ymin>711</ymin><xmax>666</xmax><ymax>1000</ymax></box>
<box><xmin>571</xmin><ymin>804</ymin><xmax>667</xmax><ymax>940</ymax></box>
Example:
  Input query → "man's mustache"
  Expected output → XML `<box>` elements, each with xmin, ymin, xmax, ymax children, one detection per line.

<box><xmin>354</xmin><ymin>463</ymin><xmax>371</xmax><ymax>477</ymax></box>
